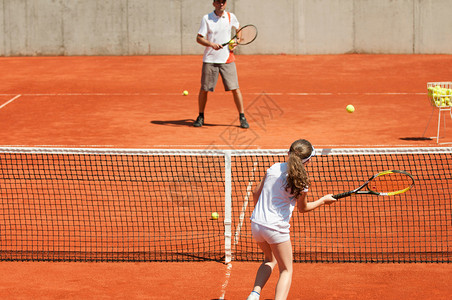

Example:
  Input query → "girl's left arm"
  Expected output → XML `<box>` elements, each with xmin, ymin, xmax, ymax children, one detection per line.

<box><xmin>252</xmin><ymin>174</ymin><xmax>266</xmax><ymax>206</ymax></box>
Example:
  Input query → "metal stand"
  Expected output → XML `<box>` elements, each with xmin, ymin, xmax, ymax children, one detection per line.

<box><xmin>423</xmin><ymin>106</ymin><xmax>452</xmax><ymax>143</ymax></box>
<box><xmin>425</xmin><ymin>82</ymin><xmax>452</xmax><ymax>144</ymax></box>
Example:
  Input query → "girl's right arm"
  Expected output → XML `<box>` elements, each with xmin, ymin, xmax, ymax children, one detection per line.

<box><xmin>297</xmin><ymin>193</ymin><xmax>336</xmax><ymax>213</ymax></box>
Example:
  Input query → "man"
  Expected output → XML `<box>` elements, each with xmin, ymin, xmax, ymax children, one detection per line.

<box><xmin>193</xmin><ymin>0</ymin><xmax>249</xmax><ymax>129</ymax></box>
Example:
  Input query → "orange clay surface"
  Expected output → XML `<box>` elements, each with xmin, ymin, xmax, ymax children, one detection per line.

<box><xmin>0</xmin><ymin>55</ymin><xmax>451</xmax><ymax>148</ymax></box>
<box><xmin>0</xmin><ymin>55</ymin><xmax>451</xmax><ymax>299</ymax></box>
<box><xmin>0</xmin><ymin>262</ymin><xmax>450</xmax><ymax>299</ymax></box>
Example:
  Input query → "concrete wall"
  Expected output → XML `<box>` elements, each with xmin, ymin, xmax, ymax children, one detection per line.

<box><xmin>1</xmin><ymin>0</ymin><xmax>451</xmax><ymax>56</ymax></box>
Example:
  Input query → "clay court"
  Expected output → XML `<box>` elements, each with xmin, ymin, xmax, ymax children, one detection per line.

<box><xmin>1</xmin><ymin>55</ymin><xmax>451</xmax><ymax>148</ymax></box>
<box><xmin>0</xmin><ymin>55</ymin><xmax>451</xmax><ymax>299</ymax></box>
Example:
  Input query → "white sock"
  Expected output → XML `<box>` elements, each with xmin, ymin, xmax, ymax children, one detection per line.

<box><xmin>248</xmin><ymin>291</ymin><xmax>260</xmax><ymax>299</ymax></box>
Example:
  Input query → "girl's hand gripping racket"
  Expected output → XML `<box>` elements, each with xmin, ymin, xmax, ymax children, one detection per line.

<box><xmin>333</xmin><ymin>170</ymin><xmax>415</xmax><ymax>199</ymax></box>
<box><xmin>221</xmin><ymin>24</ymin><xmax>258</xmax><ymax>47</ymax></box>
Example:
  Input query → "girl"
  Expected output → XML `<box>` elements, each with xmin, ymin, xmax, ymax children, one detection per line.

<box><xmin>247</xmin><ymin>139</ymin><xmax>336</xmax><ymax>300</ymax></box>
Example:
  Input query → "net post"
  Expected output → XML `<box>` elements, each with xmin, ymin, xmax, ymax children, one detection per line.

<box><xmin>224</xmin><ymin>150</ymin><xmax>232</xmax><ymax>264</ymax></box>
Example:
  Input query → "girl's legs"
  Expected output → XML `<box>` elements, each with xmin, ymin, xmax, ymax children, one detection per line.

<box><xmin>270</xmin><ymin>240</ymin><xmax>293</xmax><ymax>300</ymax></box>
<box><xmin>250</xmin><ymin>241</ymin><xmax>277</xmax><ymax>296</ymax></box>
<box><xmin>249</xmin><ymin>239</ymin><xmax>293</xmax><ymax>300</ymax></box>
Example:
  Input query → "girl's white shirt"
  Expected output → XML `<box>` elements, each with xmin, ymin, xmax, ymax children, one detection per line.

<box><xmin>251</xmin><ymin>163</ymin><xmax>308</xmax><ymax>233</ymax></box>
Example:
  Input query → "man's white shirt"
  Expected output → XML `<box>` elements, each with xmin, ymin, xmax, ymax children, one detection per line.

<box><xmin>198</xmin><ymin>11</ymin><xmax>239</xmax><ymax>63</ymax></box>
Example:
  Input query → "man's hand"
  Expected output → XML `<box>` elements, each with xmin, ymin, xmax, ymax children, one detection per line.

<box><xmin>210</xmin><ymin>43</ymin><xmax>223</xmax><ymax>50</ymax></box>
<box><xmin>197</xmin><ymin>34</ymin><xmax>223</xmax><ymax>51</ymax></box>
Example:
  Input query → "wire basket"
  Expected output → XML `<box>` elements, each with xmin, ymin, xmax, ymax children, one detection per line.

<box><xmin>427</xmin><ymin>82</ymin><xmax>452</xmax><ymax>107</ymax></box>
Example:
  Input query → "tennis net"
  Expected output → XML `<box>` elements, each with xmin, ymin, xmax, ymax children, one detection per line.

<box><xmin>0</xmin><ymin>147</ymin><xmax>450</xmax><ymax>263</ymax></box>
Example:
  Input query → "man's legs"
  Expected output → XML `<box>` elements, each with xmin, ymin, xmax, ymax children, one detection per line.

<box><xmin>231</xmin><ymin>88</ymin><xmax>244</xmax><ymax>113</ymax></box>
<box><xmin>198</xmin><ymin>89</ymin><xmax>209</xmax><ymax>113</ymax></box>
<box><xmin>231</xmin><ymin>88</ymin><xmax>249</xmax><ymax>128</ymax></box>
<box><xmin>194</xmin><ymin>62</ymin><xmax>249</xmax><ymax>128</ymax></box>
<box><xmin>194</xmin><ymin>62</ymin><xmax>217</xmax><ymax>127</ymax></box>
<box><xmin>221</xmin><ymin>62</ymin><xmax>249</xmax><ymax>129</ymax></box>
<box><xmin>193</xmin><ymin>89</ymin><xmax>208</xmax><ymax>127</ymax></box>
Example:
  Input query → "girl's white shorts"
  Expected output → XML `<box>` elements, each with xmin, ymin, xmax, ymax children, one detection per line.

<box><xmin>251</xmin><ymin>222</ymin><xmax>290</xmax><ymax>244</ymax></box>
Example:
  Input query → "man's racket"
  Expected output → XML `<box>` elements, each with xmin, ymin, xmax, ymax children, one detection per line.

<box><xmin>332</xmin><ymin>170</ymin><xmax>415</xmax><ymax>199</ymax></box>
<box><xmin>221</xmin><ymin>24</ymin><xmax>258</xmax><ymax>47</ymax></box>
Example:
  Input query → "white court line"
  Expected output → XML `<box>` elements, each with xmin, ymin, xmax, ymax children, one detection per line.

<box><xmin>233</xmin><ymin>161</ymin><xmax>258</xmax><ymax>247</ymax></box>
<box><xmin>0</xmin><ymin>93</ymin><xmax>161</xmax><ymax>97</ymax></box>
<box><xmin>0</xmin><ymin>92</ymin><xmax>425</xmax><ymax>97</ymax></box>
<box><xmin>0</xmin><ymin>144</ymin><xmax>435</xmax><ymax>149</ymax></box>
<box><xmin>219</xmin><ymin>161</ymin><xmax>258</xmax><ymax>300</ymax></box>
<box><xmin>0</xmin><ymin>95</ymin><xmax>21</xmax><ymax>110</ymax></box>
<box><xmin>286</xmin><ymin>92</ymin><xmax>425</xmax><ymax>96</ymax></box>
<box><xmin>219</xmin><ymin>263</ymin><xmax>233</xmax><ymax>300</ymax></box>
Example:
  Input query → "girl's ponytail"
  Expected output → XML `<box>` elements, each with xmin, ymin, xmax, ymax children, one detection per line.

<box><xmin>285</xmin><ymin>139</ymin><xmax>314</xmax><ymax>198</ymax></box>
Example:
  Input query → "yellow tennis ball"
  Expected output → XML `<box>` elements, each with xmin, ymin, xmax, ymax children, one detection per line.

<box><xmin>211</xmin><ymin>212</ymin><xmax>219</xmax><ymax>220</ymax></box>
<box><xmin>228</xmin><ymin>40</ymin><xmax>235</xmax><ymax>51</ymax></box>
<box><xmin>183</xmin><ymin>90</ymin><xmax>189</xmax><ymax>96</ymax></box>
<box><xmin>346</xmin><ymin>104</ymin><xmax>355</xmax><ymax>113</ymax></box>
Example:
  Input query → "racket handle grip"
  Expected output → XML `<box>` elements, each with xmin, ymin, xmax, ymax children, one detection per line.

<box><xmin>332</xmin><ymin>191</ymin><xmax>353</xmax><ymax>199</ymax></box>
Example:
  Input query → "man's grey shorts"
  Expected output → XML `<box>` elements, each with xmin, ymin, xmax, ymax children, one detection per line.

<box><xmin>201</xmin><ymin>62</ymin><xmax>239</xmax><ymax>92</ymax></box>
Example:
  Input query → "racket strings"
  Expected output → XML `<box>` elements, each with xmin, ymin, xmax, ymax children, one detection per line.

<box><xmin>370</xmin><ymin>173</ymin><xmax>413</xmax><ymax>193</ymax></box>
<box><xmin>237</xmin><ymin>26</ymin><xmax>257</xmax><ymax>45</ymax></box>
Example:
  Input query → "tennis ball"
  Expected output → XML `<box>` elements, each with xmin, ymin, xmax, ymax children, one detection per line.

<box><xmin>346</xmin><ymin>104</ymin><xmax>355</xmax><ymax>113</ymax></box>
<box><xmin>211</xmin><ymin>212</ymin><xmax>219</xmax><ymax>220</ymax></box>
<box><xmin>183</xmin><ymin>90</ymin><xmax>189</xmax><ymax>96</ymax></box>
<box><xmin>228</xmin><ymin>40</ymin><xmax>235</xmax><ymax>51</ymax></box>
<box><xmin>433</xmin><ymin>92</ymin><xmax>441</xmax><ymax>100</ymax></box>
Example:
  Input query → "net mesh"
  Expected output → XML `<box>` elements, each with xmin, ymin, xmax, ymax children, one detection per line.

<box><xmin>0</xmin><ymin>147</ymin><xmax>450</xmax><ymax>263</ymax></box>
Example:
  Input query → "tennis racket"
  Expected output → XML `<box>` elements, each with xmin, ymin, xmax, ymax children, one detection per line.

<box><xmin>332</xmin><ymin>170</ymin><xmax>415</xmax><ymax>199</ymax></box>
<box><xmin>221</xmin><ymin>24</ymin><xmax>258</xmax><ymax>47</ymax></box>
